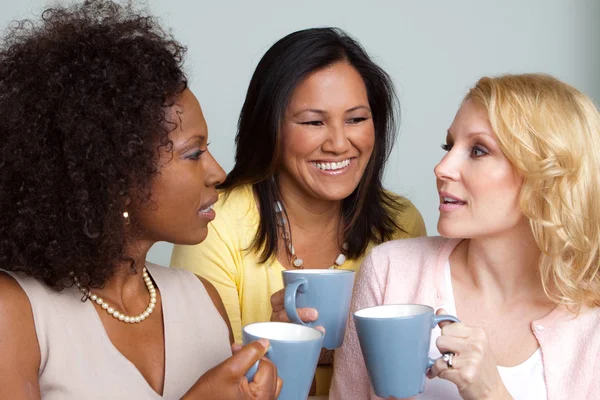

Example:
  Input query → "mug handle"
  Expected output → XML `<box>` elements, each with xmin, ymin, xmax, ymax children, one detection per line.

<box><xmin>284</xmin><ymin>278</ymin><xmax>308</xmax><ymax>325</ymax></box>
<box><xmin>245</xmin><ymin>345</ymin><xmax>273</xmax><ymax>382</ymax></box>
<box><xmin>427</xmin><ymin>314</ymin><xmax>460</xmax><ymax>369</ymax></box>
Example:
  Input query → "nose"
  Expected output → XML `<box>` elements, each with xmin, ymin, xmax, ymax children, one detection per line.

<box><xmin>321</xmin><ymin>122</ymin><xmax>351</xmax><ymax>154</ymax></box>
<box><xmin>204</xmin><ymin>151</ymin><xmax>226</xmax><ymax>187</ymax></box>
<box><xmin>434</xmin><ymin>151</ymin><xmax>460</xmax><ymax>182</ymax></box>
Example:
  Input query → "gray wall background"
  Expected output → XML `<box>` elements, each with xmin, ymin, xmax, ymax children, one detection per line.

<box><xmin>3</xmin><ymin>0</ymin><xmax>599</xmax><ymax>266</ymax></box>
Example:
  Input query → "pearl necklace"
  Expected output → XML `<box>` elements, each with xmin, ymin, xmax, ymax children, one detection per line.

<box><xmin>72</xmin><ymin>267</ymin><xmax>157</xmax><ymax>324</ymax></box>
<box><xmin>274</xmin><ymin>201</ymin><xmax>348</xmax><ymax>269</ymax></box>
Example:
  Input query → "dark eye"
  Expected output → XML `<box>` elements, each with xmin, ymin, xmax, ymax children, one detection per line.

<box><xmin>186</xmin><ymin>150</ymin><xmax>205</xmax><ymax>160</ymax></box>
<box><xmin>441</xmin><ymin>143</ymin><xmax>452</xmax><ymax>151</ymax></box>
<box><xmin>471</xmin><ymin>145</ymin><xmax>488</xmax><ymax>157</ymax></box>
<box><xmin>186</xmin><ymin>143</ymin><xmax>210</xmax><ymax>160</ymax></box>
<box><xmin>347</xmin><ymin>117</ymin><xmax>367</xmax><ymax>124</ymax></box>
<box><xmin>300</xmin><ymin>121</ymin><xmax>324</xmax><ymax>126</ymax></box>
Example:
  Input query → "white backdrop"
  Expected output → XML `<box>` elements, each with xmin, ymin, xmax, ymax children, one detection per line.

<box><xmin>3</xmin><ymin>0</ymin><xmax>599</xmax><ymax>266</ymax></box>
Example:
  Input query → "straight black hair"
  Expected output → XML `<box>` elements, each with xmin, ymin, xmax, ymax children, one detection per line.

<box><xmin>221</xmin><ymin>27</ymin><xmax>406</xmax><ymax>262</ymax></box>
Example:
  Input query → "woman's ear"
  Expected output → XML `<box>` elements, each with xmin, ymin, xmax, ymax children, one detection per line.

<box><xmin>122</xmin><ymin>195</ymin><xmax>132</xmax><ymax>225</ymax></box>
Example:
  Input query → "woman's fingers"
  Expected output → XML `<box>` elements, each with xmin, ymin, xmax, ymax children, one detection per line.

<box><xmin>429</xmin><ymin>334</ymin><xmax>469</xmax><ymax>380</ymax></box>
<box><xmin>296</xmin><ymin>307</ymin><xmax>318</xmax><ymax>322</ymax></box>
<box><xmin>270</xmin><ymin>290</ymin><xmax>285</xmax><ymax>311</ymax></box>
<box><xmin>435</xmin><ymin>334</ymin><xmax>466</xmax><ymax>354</ymax></box>
<box><xmin>226</xmin><ymin>339</ymin><xmax>270</xmax><ymax>377</ymax></box>
<box><xmin>432</xmin><ymin>367</ymin><xmax>463</xmax><ymax>385</ymax></box>
<box><xmin>275</xmin><ymin>376</ymin><xmax>283</xmax><ymax>398</ymax></box>
<box><xmin>231</xmin><ymin>343</ymin><xmax>243</xmax><ymax>354</ymax></box>
<box><xmin>271</xmin><ymin>307</ymin><xmax>318</xmax><ymax>323</ymax></box>
<box><xmin>251</xmin><ymin>357</ymin><xmax>280</xmax><ymax>398</ymax></box>
<box><xmin>441</xmin><ymin>322</ymin><xmax>471</xmax><ymax>338</ymax></box>
<box><xmin>428</xmin><ymin>353</ymin><xmax>468</xmax><ymax>378</ymax></box>
<box><xmin>435</xmin><ymin>308</ymin><xmax>454</xmax><ymax>330</ymax></box>
<box><xmin>270</xmin><ymin>288</ymin><xmax>319</xmax><ymax>323</ymax></box>
<box><xmin>270</xmin><ymin>308</ymin><xmax>290</xmax><ymax>323</ymax></box>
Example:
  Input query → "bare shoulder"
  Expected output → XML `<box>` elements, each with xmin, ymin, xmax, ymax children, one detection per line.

<box><xmin>0</xmin><ymin>271</ymin><xmax>38</xmax><ymax>328</ymax></box>
<box><xmin>0</xmin><ymin>271</ymin><xmax>41</xmax><ymax>398</ymax></box>
<box><xmin>197</xmin><ymin>275</ymin><xmax>221</xmax><ymax>304</ymax></box>
<box><xmin>196</xmin><ymin>274</ymin><xmax>234</xmax><ymax>344</ymax></box>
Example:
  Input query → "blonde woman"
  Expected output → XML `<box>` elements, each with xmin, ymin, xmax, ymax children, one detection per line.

<box><xmin>330</xmin><ymin>74</ymin><xmax>600</xmax><ymax>399</ymax></box>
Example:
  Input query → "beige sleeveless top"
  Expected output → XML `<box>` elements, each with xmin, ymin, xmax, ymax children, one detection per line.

<box><xmin>4</xmin><ymin>263</ymin><xmax>232</xmax><ymax>399</ymax></box>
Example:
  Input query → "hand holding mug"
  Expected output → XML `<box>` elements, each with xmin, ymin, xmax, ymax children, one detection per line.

<box><xmin>354</xmin><ymin>304</ymin><xmax>459</xmax><ymax>398</ymax></box>
<box><xmin>428</xmin><ymin>309</ymin><xmax>511</xmax><ymax>400</ymax></box>
<box><xmin>269</xmin><ymin>288</ymin><xmax>321</xmax><ymax>328</ymax></box>
<box><xmin>243</xmin><ymin>322</ymin><xmax>324</xmax><ymax>400</ymax></box>
<box><xmin>185</xmin><ymin>339</ymin><xmax>282</xmax><ymax>400</ymax></box>
<box><xmin>271</xmin><ymin>287</ymin><xmax>328</xmax><ymax>365</ymax></box>
<box><xmin>282</xmin><ymin>269</ymin><xmax>354</xmax><ymax>349</ymax></box>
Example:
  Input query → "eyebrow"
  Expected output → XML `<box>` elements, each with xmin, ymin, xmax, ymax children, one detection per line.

<box><xmin>177</xmin><ymin>134</ymin><xmax>206</xmax><ymax>148</ymax></box>
<box><xmin>446</xmin><ymin>130</ymin><xmax>493</xmax><ymax>139</ymax></box>
<box><xmin>292</xmin><ymin>105</ymin><xmax>371</xmax><ymax>117</ymax></box>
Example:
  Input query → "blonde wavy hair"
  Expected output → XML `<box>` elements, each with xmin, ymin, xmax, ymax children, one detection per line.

<box><xmin>466</xmin><ymin>73</ymin><xmax>600</xmax><ymax>309</ymax></box>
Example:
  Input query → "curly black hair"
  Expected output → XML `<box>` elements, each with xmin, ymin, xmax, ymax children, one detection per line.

<box><xmin>0</xmin><ymin>0</ymin><xmax>187</xmax><ymax>289</ymax></box>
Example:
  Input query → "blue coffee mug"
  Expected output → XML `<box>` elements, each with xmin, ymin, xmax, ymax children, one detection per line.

<box><xmin>243</xmin><ymin>321</ymin><xmax>323</xmax><ymax>400</ymax></box>
<box><xmin>353</xmin><ymin>304</ymin><xmax>459</xmax><ymax>398</ymax></box>
<box><xmin>283</xmin><ymin>269</ymin><xmax>354</xmax><ymax>349</ymax></box>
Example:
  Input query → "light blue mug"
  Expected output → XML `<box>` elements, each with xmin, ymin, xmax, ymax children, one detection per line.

<box><xmin>282</xmin><ymin>269</ymin><xmax>355</xmax><ymax>349</ymax></box>
<box><xmin>353</xmin><ymin>304</ymin><xmax>459</xmax><ymax>398</ymax></box>
<box><xmin>243</xmin><ymin>321</ymin><xmax>323</xmax><ymax>400</ymax></box>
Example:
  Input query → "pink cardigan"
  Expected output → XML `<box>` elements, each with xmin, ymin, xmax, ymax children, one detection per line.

<box><xmin>330</xmin><ymin>237</ymin><xmax>600</xmax><ymax>400</ymax></box>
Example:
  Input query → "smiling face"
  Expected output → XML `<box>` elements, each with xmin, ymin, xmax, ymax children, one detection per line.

<box><xmin>434</xmin><ymin>99</ymin><xmax>525</xmax><ymax>239</ymax></box>
<box><xmin>130</xmin><ymin>88</ymin><xmax>226</xmax><ymax>245</ymax></box>
<box><xmin>277</xmin><ymin>61</ymin><xmax>375</xmax><ymax>202</ymax></box>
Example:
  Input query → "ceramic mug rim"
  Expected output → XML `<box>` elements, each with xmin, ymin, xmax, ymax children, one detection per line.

<box><xmin>353</xmin><ymin>304</ymin><xmax>435</xmax><ymax>320</ymax></box>
<box><xmin>282</xmin><ymin>269</ymin><xmax>355</xmax><ymax>276</ymax></box>
<box><xmin>243</xmin><ymin>321</ymin><xmax>324</xmax><ymax>343</ymax></box>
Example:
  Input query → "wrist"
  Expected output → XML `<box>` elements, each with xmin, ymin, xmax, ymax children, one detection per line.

<box><xmin>499</xmin><ymin>390</ymin><xmax>513</xmax><ymax>400</ymax></box>
<box><xmin>484</xmin><ymin>386</ymin><xmax>512</xmax><ymax>400</ymax></box>
<box><xmin>467</xmin><ymin>383</ymin><xmax>512</xmax><ymax>400</ymax></box>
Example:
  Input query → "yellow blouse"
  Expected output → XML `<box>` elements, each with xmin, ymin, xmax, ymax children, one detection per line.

<box><xmin>171</xmin><ymin>184</ymin><xmax>426</xmax><ymax>394</ymax></box>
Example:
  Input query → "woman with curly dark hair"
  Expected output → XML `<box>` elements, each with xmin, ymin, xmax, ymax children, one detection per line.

<box><xmin>0</xmin><ymin>1</ymin><xmax>280</xmax><ymax>399</ymax></box>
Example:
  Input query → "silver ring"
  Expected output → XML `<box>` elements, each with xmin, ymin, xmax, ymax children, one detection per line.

<box><xmin>442</xmin><ymin>352</ymin><xmax>454</xmax><ymax>369</ymax></box>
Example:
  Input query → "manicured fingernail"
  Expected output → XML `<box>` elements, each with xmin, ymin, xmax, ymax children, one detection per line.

<box><xmin>309</xmin><ymin>309</ymin><xmax>318</xmax><ymax>319</ymax></box>
<box><xmin>258</xmin><ymin>338</ymin><xmax>269</xmax><ymax>348</ymax></box>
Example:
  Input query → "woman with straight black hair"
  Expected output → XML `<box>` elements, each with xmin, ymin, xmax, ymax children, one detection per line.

<box><xmin>171</xmin><ymin>27</ymin><xmax>425</xmax><ymax>395</ymax></box>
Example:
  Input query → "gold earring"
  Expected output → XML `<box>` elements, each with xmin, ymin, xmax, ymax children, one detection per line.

<box><xmin>123</xmin><ymin>211</ymin><xmax>131</xmax><ymax>225</ymax></box>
